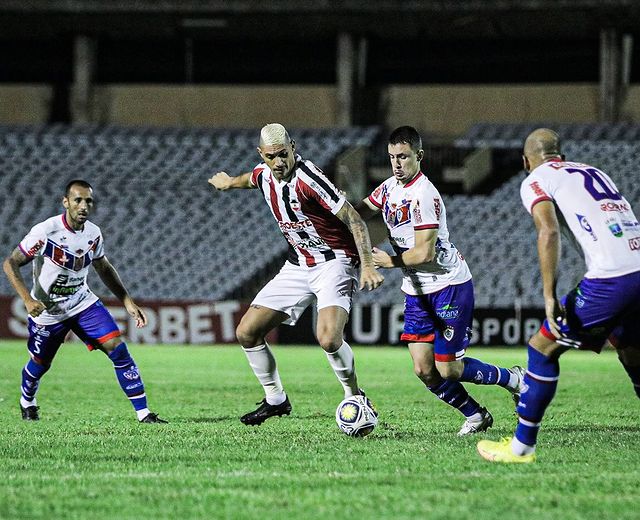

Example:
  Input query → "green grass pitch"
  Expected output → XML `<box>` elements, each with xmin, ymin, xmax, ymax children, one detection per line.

<box><xmin>0</xmin><ymin>340</ymin><xmax>638</xmax><ymax>519</ymax></box>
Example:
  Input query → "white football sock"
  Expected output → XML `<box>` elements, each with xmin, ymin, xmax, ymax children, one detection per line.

<box><xmin>20</xmin><ymin>396</ymin><xmax>37</xmax><ymax>408</ymax></box>
<box><xmin>325</xmin><ymin>341</ymin><xmax>359</xmax><ymax>398</ymax></box>
<box><xmin>243</xmin><ymin>343</ymin><xmax>285</xmax><ymax>405</ymax></box>
<box><xmin>136</xmin><ymin>408</ymin><xmax>151</xmax><ymax>421</ymax></box>
<box><xmin>511</xmin><ymin>436</ymin><xmax>536</xmax><ymax>456</ymax></box>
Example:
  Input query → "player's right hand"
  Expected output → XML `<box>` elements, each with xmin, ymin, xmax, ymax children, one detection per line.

<box><xmin>208</xmin><ymin>171</ymin><xmax>231</xmax><ymax>191</ymax></box>
<box><xmin>25</xmin><ymin>298</ymin><xmax>46</xmax><ymax>318</ymax></box>
<box><xmin>360</xmin><ymin>265</ymin><xmax>384</xmax><ymax>291</ymax></box>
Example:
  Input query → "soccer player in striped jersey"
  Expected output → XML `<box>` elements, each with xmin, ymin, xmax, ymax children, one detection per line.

<box><xmin>478</xmin><ymin>129</ymin><xmax>640</xmax><ymax>463</ymax></box>
<box><xmin>357</xmin><ymin>126</ymin><xmax>524</xmax><ymax>436</ymax></box>
<box><xmin>3</xmin><ymin>180</ymin><xmax>166</xmax><ymax>423</ymax></box>
<box><xmin>208</xmin><ymin>123</ymin><xmax>384</xmax><ymax>426</ymax></box>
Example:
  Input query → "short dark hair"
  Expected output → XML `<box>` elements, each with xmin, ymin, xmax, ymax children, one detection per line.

<box><xmin>65</xmin><ymin>179</ymin><xmax>93</xmax><ymax>197</ymax></box>
<box><xmin>388</xmin><ymin>126</ymin><xmax>422</xmax><ymax>152</ymax></box>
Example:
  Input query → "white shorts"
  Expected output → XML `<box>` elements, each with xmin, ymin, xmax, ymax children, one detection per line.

<box><xmin>252</xmin><ymin>259</ymin><xmax>358</xmax><ymax>326</ymax></box>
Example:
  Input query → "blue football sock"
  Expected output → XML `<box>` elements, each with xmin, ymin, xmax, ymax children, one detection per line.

<box><xmin>461</xmin><ymin>357</ymin><xmax>511</xmax><ymax>387</ymax></box>
<box><xmin>108</xmin><ymin>343</ymin><xmax>148</xmax><ymax>412</ymax></box>
<box><xmin>21</xmin><ymin>358</ymin><xmax>49</xmax><ymax>403</ymax></box>
<box><xmin>428</xmin><ymin>379</ymin><xmax>481</xmax><ymax>418</ymax></box>
<box><xmin>619</xmin><ymin>361</ymin><xmax>640</xmax><ymax>399</ymax></box>
<box><xmin>515</xmin><ymin>345</ymin><xmax>560</xmax><ymax>447</ymax></box>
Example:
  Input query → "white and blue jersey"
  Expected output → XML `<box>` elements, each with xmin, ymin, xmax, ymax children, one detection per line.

<box><xmin>18</xmin><ymin>213</ymin><xmax>104</xmax><ymax>325</ymax></box>
<box><xmin>521</xmin><ymin>159</ymin><xmax>640</xmax><ymax>350</ymax></box>
<box><xmin>521</xmin><ymin>160</ymin><xmax>640</xmax><ymax>278</ymax></box>
<box><xmin>368</xmin><ymin>171</ymin><xmax>471</xmax><ymax>295</ymax></box>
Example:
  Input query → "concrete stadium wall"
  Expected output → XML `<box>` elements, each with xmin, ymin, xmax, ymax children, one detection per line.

<box><xmin>385</xmin><ymin>84</ymin><xmax>640</xmax><ymax>137</ymax></box>
<box><xmin>93</xmin><ymin>85</ymin><xmax>339</xmax><ymax>128</ymax></box>
<box><xmin>3</xmin><ymin>83</ymin><xmax>640</xmax><ymax>133</ymax></box>
<box><xmin>0</xmin><ymin>85</ymin><xmax>52</xmax><ymax>124</ymax></box>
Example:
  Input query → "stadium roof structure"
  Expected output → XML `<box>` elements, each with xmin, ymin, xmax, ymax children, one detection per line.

<box><xmin>1</xmin><ymin>0</ymin><xmax>640</xmax><ymax>39</ymax></box>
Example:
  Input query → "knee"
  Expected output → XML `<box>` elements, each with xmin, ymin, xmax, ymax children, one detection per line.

<box><xmin>100</xmin><ymin>338</ymin><xmax>123</xmax><ymax>354</ymax></box>
<box><xmin>437</xmin><ymin>360</ymin><xmax>464</xmax><ymax>380</ymax></box>
<box><xmin>316</xmin><ymin>332</ymin><xmax>343</xmax><ymax>352</ymax></box>
<box><xmin>236</xmin><ymin>322</ymin><xmax>262</xmax><ymax>348</ymax></box>
<box><xmin>414</xmin><ymin>364</ymin><xmax>441</xmax><ymax>387</ymax></box>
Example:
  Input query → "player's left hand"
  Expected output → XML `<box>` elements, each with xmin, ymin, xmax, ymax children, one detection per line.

<box><xmin>544</xmin><ymin>296</ymin><xmax>565</xmax><ymax>338</ymax></box>
<box><xmin>124</xmin><ymin>296</ymin><xmax>148</xmax><ymax>328</ymax></box>
<box><xmin>360</xmin><ymin>265</ymin><xmax>384</xmax><ymax>291</ymax></box>
<box><xmin>372</xmin><ymin>247</ymin><xmax>393</xmax><ymax>269</ymax></box>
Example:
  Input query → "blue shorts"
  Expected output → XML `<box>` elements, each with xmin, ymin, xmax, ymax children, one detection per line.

<box><xmin>401</xmin><ymin>279</ymin><xmax>474</xmax><ymax>362</ymax></box>
<box><xmin>540</xmin><ymin>270</ymin><xmax>640</xmax><ymax>352</ymax></box>
<box><xmin>27</xmin><ymin>301</ymin><xmax>121</xmax><ymax>364</ymax></box>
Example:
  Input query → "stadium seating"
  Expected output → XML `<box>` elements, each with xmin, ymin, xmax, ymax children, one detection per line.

<box><xmin>0</xmin><ymin>125</ymin><xmax>380</xmax><ymax>300</ymax></box>
<box><xmin>1</xmin><ymin>124</ymin><xmax>637</xmax><ymax>309</ymax></box>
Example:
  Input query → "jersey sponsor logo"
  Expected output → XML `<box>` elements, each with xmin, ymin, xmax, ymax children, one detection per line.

<box><xmin>26</xmin><ymin>239</ymin><xmax>45</xmax><ymax>256</ymax></box>
<box><xmin>279</xmin><ymin>219</ymin><xmax>313</xmax><ymax>231</ymax></box>
<box><xmin>433</xmin><ymin>197</ymin><xmax>441</xmax><ymax>221</ymax></box>
<box><xmin>296</xmin><ymin>236</ymin><xmax>328</xmax><ymax>249</ymax></box>
<box><xmin>628</xmin><ymin>237</ymin><xmax>640</xmax><ymax>251</ymax></box>
<box><xmin>436</xmin><ymin>304</ymin><xmax>460</xmax><ymax>320</ymax></box>
<box><xmin>529</xmin><ymin>181</ymin><xmax>547</xmax><ymax>197</ymax></box>
<box><xmin>600</xmin><ymin>201</ymin><xmax>630</xmax><ymax>212</ymax></box>
<box><xmin>621</xmin><ymin>219</ymin><xmax>640</xmax><ymax>230</ymax></box>
<box><xmin>384</xmin><ymin>200</ymin><xmax>411</xmax><ymax>228</ymax></box>
<box><xmin>606</xmin><ymin>218</ymin><xmax>624</xmax><ymax>237</ymax></box>
<box><xmin>576</xmin><ymin>214</ymin><xmax>598</xmax><ymax>241</ymax></box>
<box><xmin>372</xmin><ymin>184</ymin><xmax>384</xmax><ymax>200</ymax></box>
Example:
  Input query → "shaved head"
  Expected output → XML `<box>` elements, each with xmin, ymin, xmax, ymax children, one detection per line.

<box><xmin>524</xmin><ymin>128</ymin><xmax>561</xmax><ymax>159</ymax></box>
<box><xmin>522</xmin><ymin>128</ymin><xmax>563</xmax><ymax>172</ymax></box>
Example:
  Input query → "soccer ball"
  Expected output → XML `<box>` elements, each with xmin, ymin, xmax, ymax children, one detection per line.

<box><xmin>335</xmin><ymin>394</ymin><xmax>378</xmax><ymax>437</ymax></box>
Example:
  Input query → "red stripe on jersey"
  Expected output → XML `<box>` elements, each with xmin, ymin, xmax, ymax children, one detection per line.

<box><xmin>400</xmin><ymin>332</ymin><xmax>436</xmax><ymax>343</ymax></box>
<box><xmin>267</xmin><ymin>177</ymin><xmax>283</xmax><ymax>221</ymax></box>
<box><xmin>530</xmin><ymin>196</ymin><xmax>553</xmax><ymax>212</ymax></box>
<box><xmin>403</xmin><ymin>171</ymin><xmax>424</xmax><ymax>188</ymax></box>
<box><xmin>368</xmin><ymin>194</ymin><xmax>383</xmax><ymax>209</ymax></box>
<box><xmin>251</xmin><ymin>167</ymin><xmax>265</xmax><ymax>187</ymax></box>
<box><xmin>61</xmin><ymin>213</ymin><xmax>76</xmax><ymax>233</ymax></box>
<box><xmin>434</xmin><ymin>352</ymin><xmax>459</xmax><ymax>362</ymax></box>
<box><xmin>296</xmin><ymin>179</ymin><xmax>359</xmax><ymax>260</ymax></box>
<box><xmin>414</xmin><ymin>224</ymin><xmax>439</xmax><ymax>230</ymax></box>
<box><xmin>539</xmin><ymin>324</ymin><xmax>557</xmax><ymax>341</ymax></box>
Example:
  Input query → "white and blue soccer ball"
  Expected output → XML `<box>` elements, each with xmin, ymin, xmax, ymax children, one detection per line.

<box><xmin>335</xmin><ymin>394</ymin><xmax>378</xmax><ymax>437</ymax></box>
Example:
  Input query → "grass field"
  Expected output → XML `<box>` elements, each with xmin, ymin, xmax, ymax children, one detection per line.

<box><xmin>0</xmin><ymin>340</ymin><xmax>638</xmax><ymax>520</ymax></box>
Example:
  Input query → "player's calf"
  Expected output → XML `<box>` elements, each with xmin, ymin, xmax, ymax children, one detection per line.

<box><xmin>19</xmin><ymin>358</ymin><xmax>50</xmax><ymax>420</ymax></box>
<box><xmin>106</xmin><ymin>342</ymin><xmax>165</xmax><ymax>423</ymax></box>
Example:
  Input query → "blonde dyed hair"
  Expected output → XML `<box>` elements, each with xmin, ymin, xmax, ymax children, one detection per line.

<box><xmin>259</xmin><ymin>123</ymin><xmax>291</xmax><ymax>147</ymax></box>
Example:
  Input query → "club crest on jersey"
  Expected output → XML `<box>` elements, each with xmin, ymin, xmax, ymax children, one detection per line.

<box><xmin>384</xmin><ymin>200</ymin><xmax>411</xmax><ymax>228</ymax></box>
<box><xmin>576</xmin><ymin>214</ymin><xmax>598</xmax><ymax>241</ymax></box>
<box><xmin>443</xmin><ymin>326</ymin><xmax>455</xmax><ymax>341</ymax></box>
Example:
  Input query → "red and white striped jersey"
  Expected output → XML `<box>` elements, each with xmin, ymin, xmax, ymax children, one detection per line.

<box><xmin>250</xmin><ymin>156</ymin><xmax>359</xmax><ymax>267</ymax></box>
